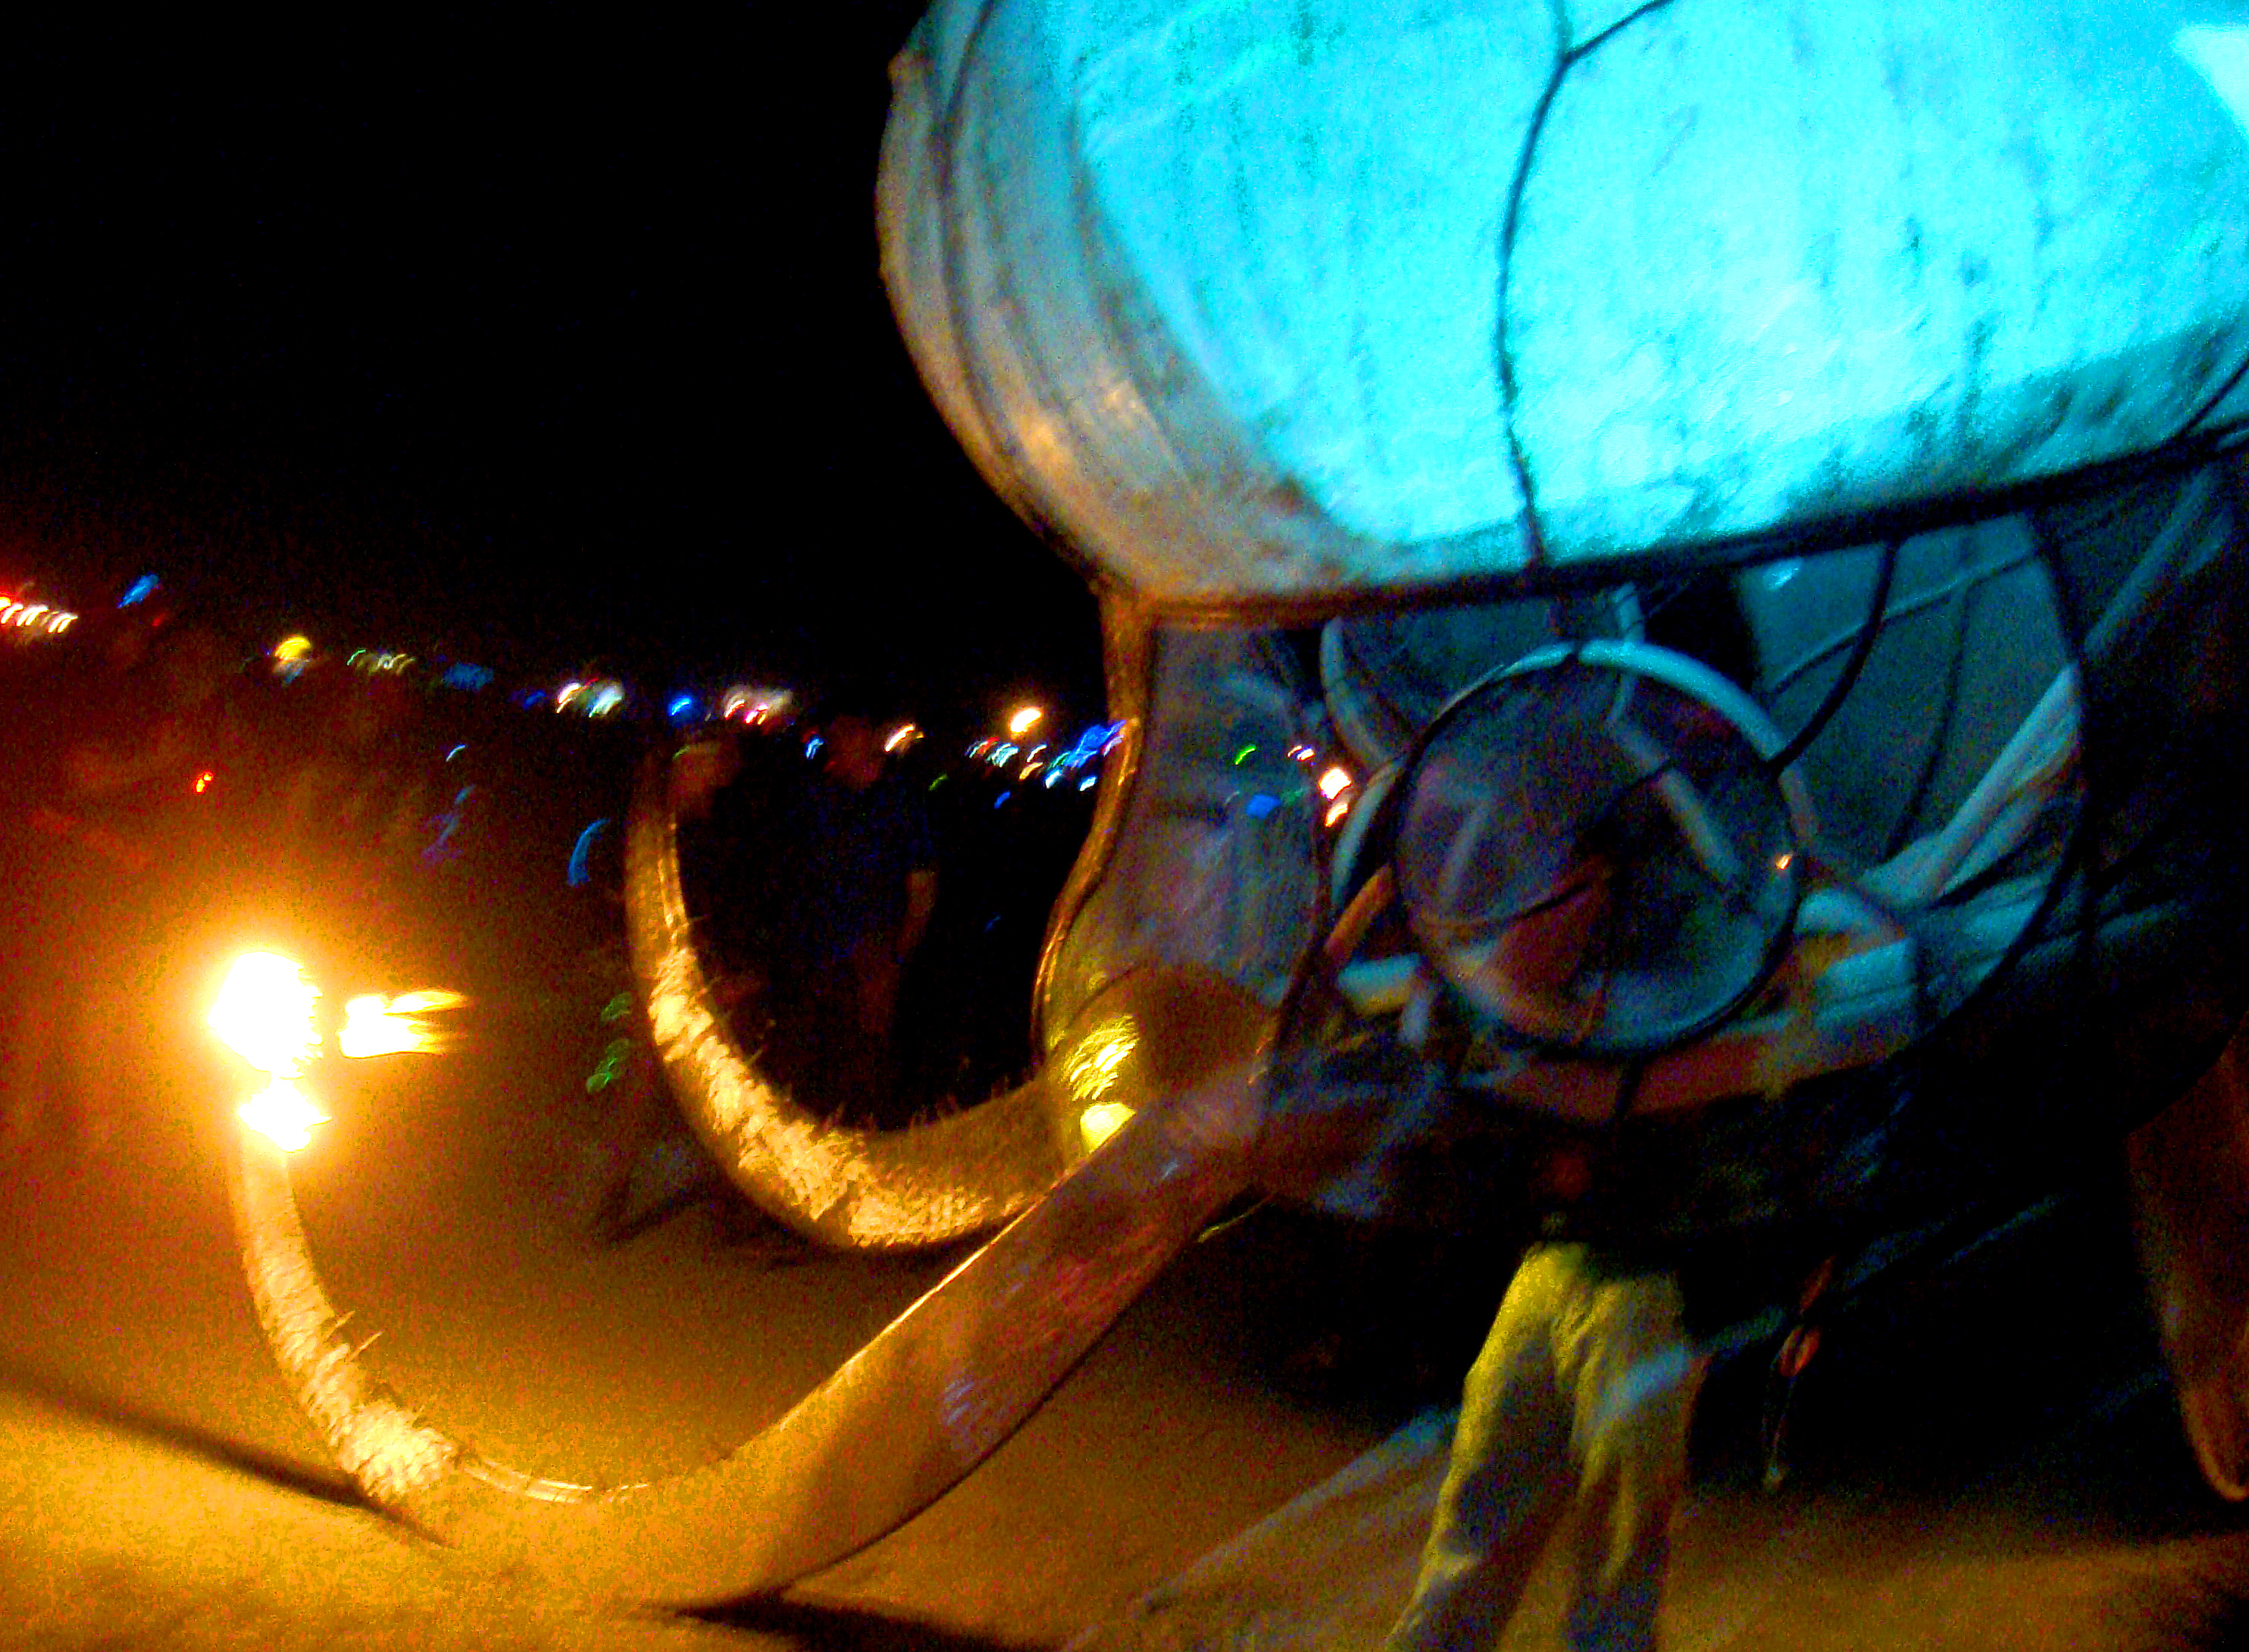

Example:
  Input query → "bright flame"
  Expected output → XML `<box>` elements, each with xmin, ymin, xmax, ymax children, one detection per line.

<box><xmin>194</xmin><ymin>771</ymin><xmax>214</xmax><ymax>794</ymax></box>
<box><xmin>1079</xmin><ymin>1101</ymin><xmax>1135</xmax><ymax>1153</ymax></box>
<box><xmin>210</xmin><ymin>953</ymin><xmax>321</xmax><ymax>1081</ymax></box>
<box><xmin>1007</xmin><ymin>704</ymin><xmax>1045</xmax><ymax>737</ymax></box>
<box><xmin>211</xmin><ymin>953</ymin><xmax>327</xmax><ymax>1153</ymax></box>
<box><xmin>1325</xmin><ymin>798</ymin><xmax>1351</xmax><ymax>828</ymax></box>
<box><xmin>238</xmin><ymin>1081</ymin><xmax>330</xmax><ymax>1152</ymax></box>
<box><xmin>339</xmin><ymin>990</ymin><xmax>469</xmax><ymax>1057</ymax></box>
<box><xmin>884</xmin><ymin>722</ymin><xmax>921</xmax><ymax>752</ymax></box>
<box><xmin>1318</xmin><ymin>765</ymin><xmax>1353</xmax><ymax>800</ymax></box>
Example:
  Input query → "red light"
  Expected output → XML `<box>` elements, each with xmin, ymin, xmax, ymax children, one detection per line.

<box><xmin>195</xmin><ymin>771</ymin><xmax>214</xmax><ymax>794</ymax></box>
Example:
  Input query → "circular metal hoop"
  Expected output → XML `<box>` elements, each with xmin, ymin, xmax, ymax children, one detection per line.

<box><xmin>1395</xmin><ymin>640</ymin><xmax>1813</xmax><ymax>1058</ymax></box>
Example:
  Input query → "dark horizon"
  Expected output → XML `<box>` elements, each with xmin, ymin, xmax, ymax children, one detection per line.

<box><xmin>0</xmin><ymin>11</ymin><xmax>1103</xmax><ymax>722</ymax></box>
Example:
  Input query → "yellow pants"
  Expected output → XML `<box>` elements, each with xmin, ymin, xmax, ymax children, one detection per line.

<box><xmin>1385</xmin><ymin>1244</ymin><xmax>1699</xmax><ymax>1652</ymax></box>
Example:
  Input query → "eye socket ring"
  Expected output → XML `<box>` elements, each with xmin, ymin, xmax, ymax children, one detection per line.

<box><xmin>1394</xmin><ymin>640</ymin><xmax>1814</xmax><ymax>1058</ymax></box>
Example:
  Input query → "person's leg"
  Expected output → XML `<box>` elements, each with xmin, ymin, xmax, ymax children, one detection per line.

<box><xmin>1387</xmin><ymin>1244</ymin><xmax>1578</xmax><ymax>1652</ymax></box>
<box><xmin>1554</xmin><ymin>1268</ymin><xmax>1700</xmax><ymax>1652</ymax></box>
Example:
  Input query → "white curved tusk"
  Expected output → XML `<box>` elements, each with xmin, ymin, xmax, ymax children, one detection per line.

<box><xmin>624</xmin><ymin>752</ymin><xmax>1090</xmax><ymax>1250</ymax></box>
<box><xmin>230</xmin><ymin>964</ymin><xmax>1271</xmax><ymax>1602</ymax></box>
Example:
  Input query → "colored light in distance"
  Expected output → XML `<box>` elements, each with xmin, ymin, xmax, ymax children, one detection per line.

<box><xmin>1007</xmin><ymin>705</ymin><xmax>1044</xmax><ymax>737</ymax></box>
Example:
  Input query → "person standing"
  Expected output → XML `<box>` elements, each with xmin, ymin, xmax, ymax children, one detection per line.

<box><xmin>1383</xmin><ymin>1240</ymin><xmax>1698</xmax><ymax>1652</ymax></box>
<box><xmin>781</xmin><ymin>708</ymin><xmax>937</xmax><ymax>1125</ymax></box>
<box><xmin>1386</xmin><ymin>837</ymin><xmax>1697</xmax><ymax>1652</ymax></box>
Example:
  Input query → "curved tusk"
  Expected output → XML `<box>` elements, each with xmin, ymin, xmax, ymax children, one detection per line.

<box><xmin>230</xmin><ymin>964</ymin><xmax>1272</xmax><ymax>1602</ymax></box>
<box><xmin>625</xmin><ymin>752</ymin><xmax>1088</xmax><ymax>1249</ymax></box>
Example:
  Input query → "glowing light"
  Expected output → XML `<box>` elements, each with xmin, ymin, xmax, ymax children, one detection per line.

<box><xmin>120</xmin><ymin>574</ymin><xmax>161</xmax><ymax>608</ymax></box>
<box><xmin>1287</xmin><ymin>743</ymin><xmax>1315</xmax><ymax>762</ymax></box>
<box><xmin>339</xmin><ymin>990</ymin><xmax>468</xmax><ymax>1058</ymax></box>
<box><xmin>209</xmin><ymin>953</ymin><xmax>321</xmax><ymax>1082</ymax></box>
<box><xmin>1063</xmin><ymin>1014</ymin><xmax>1139</xmax><ymax>1106</ymax></box>
<box><xmin>568</xmin><ymin>818</ymin><xmax>612</xmax><ymax>888</ymax></box>
<box><xmin>668</xmin><ymin>693</ymin><xmax>699</xmax><ymax>723</ymax></box>
<box><xmin>884</xmin><ymin>722</ymin><xmax>922</xmax><ymax>752</ymax></box>
<box><xmin>1318</xmin><ymin>765</ymin><xmax>1353</xmax><ymax>800</ymax></box>
<box><xmin>1325</xmin><ymin>799</ymin><xmax>1351</xmax><ymax>828</ymax></box>
<box><xmin>1078</xmin><ymin>773</ymin><xmax>1099</xmax><ymax>791</ymax></box>
<box><xmin>994</xmin><ymin>790</ymin><xmax>1012</xmax><ymax>807</ymax></box>
<box><xmin>991</xmin><ymin>743</ymin><xmax>1020</xmax><ymax>765</ymax></box>
<box><xmin>721</xmin><ymin>685</ymin><xmax>794</xmax><ymax>723</ymax></box>
<box><xmin>558</xmin><ymin>680</ymin><xmax>584</xmax><ymax>711</ymax></box>
<box><xmin>1007</xmin><ymin>705</ymin><xmax>1045</xmax><ymax>737</ymax></box>
<box><xmin>446</xmin><ymin>743</ymin><xmax>467</xmax><ymax>762</ymax></box>
<box><xmin>211</xmin><ymin>953</ymin><xmax>326</xmax><ymax>1152</ymax></box>
<box><xmin>805</xmin><ymin>735</ymin><xmax>824</xmax><ymax>759</ymax></box>
<box><xmin>589</xmin><ymin>684</ymin><xmax>624</xmax><ymax>717</ymax></box>
<box><xmin>1245</xmin><ymin>793</ymin><xmax>1278</xmax><ymax>819</ymax></box>
<box><xmin>273</xmin><ymin>635</ymin><xmax>314</xmax><ymax>664</ymax></box>
<box><xmin>238</xmin><ymin>1081</ymin><xmax>330</xmax><ymax>1153</ymax></box>
<box><xmin>1231</xmin><ymin>743</ymin><xmax>1258</xmax><ymax>766</ymax></box>
<box><xmin>1079</xmin><ymin>1101</ymin><xmax>1135</xmax><ymax>1153</ymax></box>
<box><xmin>194</xmin><ymin>771</ymin><xmax>214</xmax><ymax>794</ymax></box>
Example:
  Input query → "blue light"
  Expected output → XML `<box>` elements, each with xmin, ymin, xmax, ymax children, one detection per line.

<box><xmin>805</xmin><ymin>736</ymin><xmax>824</xmax><ymax>759</ymax></box>
<box><xmin>446</xmin><ymin>744</ymin><xmax>468</xmax><ymax>763</ymax></box>
<box><xmin>668</xmin><ymin>693</ymin><xmax>699</xmax><ymax>724</ymax></box>
<box><xmin>994</xmin><ymin>790</ymin><xmax>1012</xmax><ymax>808</ymax></box>
<box><xmin>443</xmin><ymin>662</ymin><xmax>496</xmax><ymax>691</ymax></box>
<box><xmin>118</xmin><ymin>574</ymin><xmax>159</xmax><ymax>608</ymax></box>
<box><xmin>568</xmin><ymin>818</ymin><xmax>613</xmax><ymax>888</ymax></box>
<box><xmin>1245</xmin><ymin>793</ymin><xmax>1279</xmax><ymax>819</ymax></box>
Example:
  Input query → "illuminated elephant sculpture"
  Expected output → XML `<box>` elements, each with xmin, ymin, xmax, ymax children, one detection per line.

<box><xmin>224</xmin><ymin>0</ymin><xmax>2249</xmax><ymax>1606</ymax></box>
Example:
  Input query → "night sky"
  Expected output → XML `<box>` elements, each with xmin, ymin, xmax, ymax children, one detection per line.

<box><xmin>2</xmin><ymin>12</ymin><xmax>1102</xmax><ymax>724</ymax></box>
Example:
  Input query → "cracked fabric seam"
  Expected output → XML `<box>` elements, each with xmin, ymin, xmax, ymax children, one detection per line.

<box><xmin>1496</xmin><ymin>0</ymin><xmax>1684</xmax><ymax>569</ymax></box>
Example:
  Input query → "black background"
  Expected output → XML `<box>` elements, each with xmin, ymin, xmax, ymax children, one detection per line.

<box><xmin>1</xmin><ymin>11</ymin><xmax>1101</xmax><ymax>724</ymax></box>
